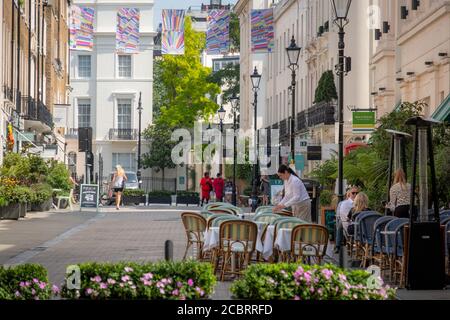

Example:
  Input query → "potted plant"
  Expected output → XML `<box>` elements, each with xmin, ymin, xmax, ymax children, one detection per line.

<box><xmin>30</xmin><ymin>184</ymin><xmax>53</xmax><ymax>212</ymax></box>
<box><xmin>13</xmin><ymin>186</ymin><xmax>32</xmax><ymax>218</ymax></box>
<box><xmin>0</xmin><ymin>185</ymin><xmax>20</xmax><ymax>220</ymax></box>
<box><xmin>175</xmin><ymin>191</ymin><xmax>200</xmax><ymax>206</ymax></box>
<box><xmin>147</xmin><ymin>191</ymin><xmax>173</xmax><ymax>205</ymax></box>
<box><xmin>122</xmin><ymin>189</ymin><xmax>146</xmax><ymax>205</ymax></box>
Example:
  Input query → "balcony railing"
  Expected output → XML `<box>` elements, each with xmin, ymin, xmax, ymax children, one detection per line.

<box><xmin>297</xmin><ymin>110</ymin><xmax>307</xmax><ymax>131</ymax></box>
<box><xmin>3</xmin><ymin>85</ymin><xmax>14</xmax><ymax>102</ymax></box>
<box><xmin>307</xmin><ymin>101</ymin><xmax>336</xmax><ymax>127</ymax></box>
<box><xmin>279</xmin><ymin>119</ymin><xmax>288</xmax><ymax>138</ymax></box>
<box><xmin>65</xmin><ymin>128</ymin><xmax>78</xmax><ymax>138</ymax></box>
<box><xmin>109</xmin><ymin>128</ymin><xmax>138</xmax><ymax>140</ymax></box>
<box><xmin>22</xmin><ymin>96</ymin><xmax>54</xmax><ymax>128</ymax></box>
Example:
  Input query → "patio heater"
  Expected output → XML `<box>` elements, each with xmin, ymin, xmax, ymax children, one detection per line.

<box><xmin>405</xmin><ymin>116</ymin><xmax>445</xmax><ymax>290</ymax></box>
<box><xmin>384</xmin><ymin>129</ymin><xmax>411</xmax><ymax>215</ymax></box>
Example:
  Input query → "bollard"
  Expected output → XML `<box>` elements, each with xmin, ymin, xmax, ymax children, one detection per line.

<box><xmin>164</xmin><ymin>240</ymin><xmax>173</xmax><ymax>261</ymax></box>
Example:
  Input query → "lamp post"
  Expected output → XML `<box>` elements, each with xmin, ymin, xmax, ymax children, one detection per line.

<box><xmin>331</xmin><ymin>0</ymin><xmax>352</xmax><ymax>268</ymax></box>
<box><xmin>230</xmin><ymin>94</ymin><xmax>240</xmax><ymax>206</ymax></box>
<box><xmin>250</xmin><ymin>66</ymin><xmax>262</xmax><ymax>212</ymax></box>
<box><xmin>137</xmin><ymin>92</ymin><xmax>143</xmax><ymax>188</ymax></box>
<box><xmin>217</xmin><ymin>104</ymin><xmax>226</xmax><ymax>175</ymax></box>
<box><xmin>286</xmin><ymin>36</ymin><xmax>301</xmax><ymax>167</ymax></box>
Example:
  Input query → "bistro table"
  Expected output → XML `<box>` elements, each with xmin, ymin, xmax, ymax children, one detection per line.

<box><xmin>260</xmin><ymin>226</ymin><xmax>293</xmax><ymax>260</ymax></box>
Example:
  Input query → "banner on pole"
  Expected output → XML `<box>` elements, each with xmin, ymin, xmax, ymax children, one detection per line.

<box><xmin>162</xmin><ymin>9</ymin><xmax>185</xmax><ymax>55</ymax></box>
<box><xmin>251</xmin><ymin>9</ymin><xmax>274</xmax><ymax>53</ymax></box>
<box><xmin>206</xmin><ymin>10</ymin><xmax>230</xmax><ymax>55</ymax></box>
<box><xmin>116</xmin><ymin>8</ymin><xmax>140</xmax><ymax>54</ymax></box>
<box><xmin>70</xmin><ymin>6</ymin><xmax>95</xmax><ymax>51</ymax></box>
<box><xmin>352</xmin><ymin>111</ymin><xmax>376</xmax><ymax>134</ymax></box>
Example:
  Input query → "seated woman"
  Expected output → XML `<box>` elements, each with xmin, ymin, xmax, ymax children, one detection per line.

<box><xmin>347</xmin><ymin>192</ymin><xmax>371</xmax><ymax>235</ymax></box>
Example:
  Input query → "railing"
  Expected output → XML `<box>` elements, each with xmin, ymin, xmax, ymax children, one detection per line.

<box><xmin>297</xmin><ymin>110</ymin><xmax>307</xmax><ymax>131</ymax></box>
<box><xmin>21</xmin><ymin>96</ymin><xmax>53</xmax><ymax>128</ymax></box>
<box><xmin>37</xmin><ymin>101</ymin><xmax>54</xmax><ymax>128</ymax></box>
<box><xmin>279</xmin><ymin>119</ymin><xmax>288</xmax><ymax>138</ymax></box>
<box><xmin>307</xmin><ymin>101</ymin><xmax>336</xmax><ymax>127</ymax></box>
<box><xmin>65</xmin><ymin>128</ymin><xmax>78</xmax><ymax>138</ymax></box>
<box><xmin>109</xmin><ymin>128</ymin><xmax>138</xmax><ymax>140</ymax></box>
<box><xmin>3</xmin><ymin>85</ymin><xmax>14</xmax><ymax>102</ymax></box>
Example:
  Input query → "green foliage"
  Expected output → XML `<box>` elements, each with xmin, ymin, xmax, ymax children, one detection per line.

<box><xmin>320</xmin><ymin>189</ymin><xmax>333</xmax><ymax>207</ymax></box>
<box><xmin>156</xmin><ymin>17</ymin><xmax>220</xmax><ymax>128</ymax></box>
<box><xmin>60</xmin><ymin>261</ymin><xmax>216</xmax><ymax>300</ymax></box>
<box><xmin>229</xmin><ymin>12</ymin><xmax>240</xmax><ymax>52</ymax></box>
<box><xmin>208</xmin><ymin>63</ymin><xmax>240</xmax><ymax>103</ymax></box>
<box><xmin>230</xmin><ymin>263</ymin><xmax>396</xmax><ymax>300</ymax></box>
<box><xmin>309</xmin><ymin>159</ymin><xmax>338</xmax><ymax>189</ymax></box>
<box><xmin>176</xmin><ymin>191</ymin><xmax>199</xmax><ymax>197</ymax></box>
<box><xmin>152</xmin><ymin>59</ymin><xmax>166</xmax><ymax>119</ymax></box>
<box><xmin>148</xmin><ymin>190</ymin><xmax>173</xmax><ymax>197</ymax></box>
<box><xmin>123</xmin><ymin>189</ymin><xmax>146</xmax><ymax>197</ymax></box>
<box><xmin>0</xmin><ymin>264</ymin><xmax>56</xmax><ymax>300</ymax></box>
<box><xmin>314</xmin><ymin>70</ymin><xmax>337</xmax><ymax>103</ymax></box>
<box><xmin>142</xmin><ymin>122</ymin><xmax>177</xmax><ymax>178</ymax></box>
<box><xmin>1</xmin><ymin>153</ymin><xmax>48</xmax><ymax>185</ymax></box>
<box><xmin>46</xmin><ymin>162</ymin><xmax>71</xmax><ymax>191</ymax></box>
<box><xmin>30</xmin><ymin>184</ymin><xmax>53</xmax><ymax>204</ymax></box>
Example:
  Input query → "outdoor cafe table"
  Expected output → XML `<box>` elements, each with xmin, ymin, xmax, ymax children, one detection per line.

<box><xmin>260</xmin><ymin>226</ymin><xmax>292</xmax><ymax>260</ymax></box>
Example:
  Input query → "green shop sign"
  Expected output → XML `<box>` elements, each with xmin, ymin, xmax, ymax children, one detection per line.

<box><xmin>352</xmin><ymin>111</ymin><xmax>375</xmax><ymax>134</ymax></box>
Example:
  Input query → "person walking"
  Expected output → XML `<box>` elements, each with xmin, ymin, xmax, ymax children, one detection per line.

<box><xmin>200</xmin><ymin>172</ymin><xmax>213</xmax><ymax>206</ymax></box>
<box><xmin>386</xmin><ymin>168</ymin><xmax>411</xmax><ymax>218</ymax></box>
<box><xmin>261</xmin><ymin>175</ymin><xmax>271</xmax><ymax>205</ymax></box>
<box><xmin>213</xmin><ymin>173</ymin><xmax>225</xmax><ymax>202</ymax></box>
<box><xmin>272</xmin><ymin>165</ymin><xmax>311</xmax><ymax>222</ymax></box>
<box><xmin>112</xmin><ymin>165</ymin><xmax>127</xmax><ymax>210</ymax></box>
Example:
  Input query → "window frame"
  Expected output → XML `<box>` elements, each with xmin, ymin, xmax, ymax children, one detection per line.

<box><xmin>77</xmin><ymin>55</ymin><xmax>92</xmax><ymax>79</ymax></box>
<box><xmin>117</xmin><ymin>54</ymin><xmax>132</xmax><ymax>79</ymax></box>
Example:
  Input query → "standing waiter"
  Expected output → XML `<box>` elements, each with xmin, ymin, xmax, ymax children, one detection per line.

<box><xmin>272</xmin><ymin>164</ymin><xmax>311</xmax><ymax>222</ymax></box>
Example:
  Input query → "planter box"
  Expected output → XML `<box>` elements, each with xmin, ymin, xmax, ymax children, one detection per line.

<box><xmin>31</xmin><ymin>198</ymin><xmax>53</xmax><ymax>212</ymax></box>
<box><xmin>176</xmin><ymin>196</ymin><xmax>200</xmax><ymax>206</ymax></box>
<box><xmin>123</xmin><ymin>195</ymin><xmax>146</xmax><ymax>205</ymax></box>
<box><xmin>147</xmin><ymin>196</ymin><xmax>172</xmax><ymax>205</ymax></box>
<box><xmin>19</xmin><ymin>203</ymin><xmax>27</xmax><ymax>218</ymax></box>
<box><xmin>0</xmin><ymin>203</ymin><xmax>20</xmax><ymax>220</ymax></box>
<box><xmin>26</xmin><ymin>202</ymin><xmax>32</xmax><ymax>212</ymax></box>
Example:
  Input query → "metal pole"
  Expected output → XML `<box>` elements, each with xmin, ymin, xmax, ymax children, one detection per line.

<box><xmin>251</xmin><ymin>90</ymin><xmax>258</xmax><ymax>212</ymax></box>
<box><xmin>290</xmin><ymin>68</ymin><xmax>296</xmax><ymax>164</ymax></box>
<box><xmin>137</xmin><ymin>92</ymin><xmax>142</xmax><ymax>188</ymax></box>
<box><xmin>337</xmin><ymin>26</ymin><xmax>345</xmax><ymax>268</ymax></box>
<box><xmin>219</xmin><ymin>119</ymin><xmax>223</xmax><ymax>175</ymax></box>
<box><xmin>232</xmin><ymin>109</ymin><xmax>237</xmax><ymax>206</ymax></box>
<box><xmin>386</xmin><ymin>135</ymin><xmax>395</xmax><ymax>215</ymax></box>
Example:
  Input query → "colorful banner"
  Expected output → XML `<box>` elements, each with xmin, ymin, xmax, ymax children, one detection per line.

<box><xmin>251</xmin><ymin>9</ymin><xmax>274</xmax><ymax>53</ymax></box>
<box><xmin>161</xmin><ymin>9</ymin><xmax>185</xmax><ymax>55</ymax></box>
<box><xmin>206</xmin><ymin>10</ymin><xmax>230</xmax><ymax>55</ymax></box>
<box><xmin>70</xmin><ymin>6</ymin><xmax>95</xmax><ymax>51</ymax></box>
<box><xmin>352</xmin><ymin>111</ymin><xmax>376</xmax><ymax>134</ymax></box>
<box><xmin>116</xmin><ymin>8</ymin><xmax>140</xmax><ymax>54</ymax></box>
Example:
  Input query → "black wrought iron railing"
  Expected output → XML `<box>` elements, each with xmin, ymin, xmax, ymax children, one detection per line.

<box><xmin>37</xmin><ymin>101</ymin><xmax>54</xmax><ymax>128</ymax></box>
<box><xmin>279</xmin><ymin>119</ymin><xmax>288</xmax><ymax>138</ymax></box>
<box><xmin>307</xmin><ymin>101</ymin><xmax>336</xmax><ymax>127</ymax></box>
<box><xmin>3</xmin><ymin>85</ymin><xmax>14</xmax><ymax>102</ymax></box>
<box><xmin>297</xmin><ymin>110</ymin><xmax>307</xmax><ymax>131</ymax></box>
<box><xmin>21</xmin><ymin>96</ymin><xmax>53</xmax><ymax>128</ymax></box>
<box><xmin>109</xmin><ymin>128</ymin><xmax>138</xmax><ymax>140</ymax></box>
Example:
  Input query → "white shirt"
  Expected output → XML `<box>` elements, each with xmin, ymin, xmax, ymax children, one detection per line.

<box><xmin>279</xmin><ymin>174</ymin><xmax>310</xmax><ymax>208</ymax></box>
<box><xmin>338</xmin><ymin>199</ymin><xmax>353</xmax><ymax>230</ymax></box>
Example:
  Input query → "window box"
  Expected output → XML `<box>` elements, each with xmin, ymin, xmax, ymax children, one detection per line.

<box><xmin>31</xmin><ymin>198</ymin><xmax>53</xmax><ymax>212</ymax></box>
<box><xmin>148</xmin><ymin>196</ymin><xmax>172</xmax><ymax>205</ymax></box>
<box><xmin>176</xmin><ymin>195</ymin><xmax>200</xmax><ymax>206</ymax></box>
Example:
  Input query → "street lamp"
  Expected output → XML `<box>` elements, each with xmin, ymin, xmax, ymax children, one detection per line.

<box><xmin>137</xmin><ymin>91</ymin><xmax>143</xmax><ymax>188</ymax></box>
<box><xmin>286</xmin><ymin>36</ymin><xmax>301</xmax><ymax>166</ymax></box>
<box><xmin>217</xmin><ymin>104</ymin><xmax>226</xmax><ymax>175</ymax></box>
<box><xmin>230</xmin><ymin>94</ymin><xmax>240</xmax><ymax>206</ymax></box>
<box><xmin>331</xmin><ymin>0</ymin><xmax>352</xmax><ymax>268</ymax></box>
<box><xmin>250</xmin><ymin>66</ymin><xmax>261</xmax><ymax>212</ymax></box>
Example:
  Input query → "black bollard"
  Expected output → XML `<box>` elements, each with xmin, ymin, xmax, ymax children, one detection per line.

<box><xmin>164</xmin><ymin>240</ymin><xmax>173</xmax><ymax>261</ymax></box>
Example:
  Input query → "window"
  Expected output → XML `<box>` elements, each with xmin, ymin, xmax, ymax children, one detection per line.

<box><xmin>78</xmin><ymin>55</ymin><xmax>91</xmax><ymax>78</ymax></box>
<box><xmin>112</xmin><ymin>153</ymin><xmax>136</xmax><ymax>172</ymax></box>
<box><xmin>117</xmin><ymin>99</ymin><xmax>132</xmax><ymax>129</ymax></box>
<box><xmin>68</xmin><ymin>152</ymin><xmax>77</xmax><ymax>176</ymax></box>
<box><xmin>118</xmin><ymin>55</ymin><xmax>132</xmax><ymax>78</ymax></box>
<box><xmin>78</xmin><ymin>99</ymin><xmax>91</xmax><ymax>128</ymax></box>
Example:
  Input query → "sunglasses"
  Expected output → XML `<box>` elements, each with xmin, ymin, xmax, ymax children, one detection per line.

<box><xmin>351</xmin><ymin>192</ymin><xmax>359</xmax><ymax>195</ymax></box>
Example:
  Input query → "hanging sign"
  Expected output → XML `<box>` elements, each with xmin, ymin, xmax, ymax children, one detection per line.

<box><xmin>352</xmin><ymin>111</ymin><xmax>376</xmax><ymax>134</ymax></box>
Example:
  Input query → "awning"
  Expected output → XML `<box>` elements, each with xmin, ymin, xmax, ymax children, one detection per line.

<box><xmin>432</xmin><ymin>93</ymin><xmax>450</xmax><ymax>123</ymax></box>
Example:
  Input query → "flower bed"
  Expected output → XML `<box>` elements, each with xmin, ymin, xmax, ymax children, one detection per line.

<box><xmin>230</xmin><ymin>263</ymin><xmax>396</xmax><ymax>300</ymax></box>
<box><xmin>60</xmin><ymin>260</ymin><xmax>216</xmax><ymax>300</ymax></box>
<box><xmin>0</xmin><ymin>264</ymin><xmax>59</xmax><ymax>300</ymax></box>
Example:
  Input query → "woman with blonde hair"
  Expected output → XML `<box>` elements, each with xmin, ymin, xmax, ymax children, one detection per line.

<box><xmin>386</xmin><ymin>168</ymin><xmax>411</xmax><ymax>218</ymax></box>
<box><xmin>113</xmin><ymin>165</ymin><xmax>127</xmax><ymax>210</ymax></box>
<box><xmin>347</xmin><ymin>192</ymin><xmax>371</xmax><ymax>235</ymax></box>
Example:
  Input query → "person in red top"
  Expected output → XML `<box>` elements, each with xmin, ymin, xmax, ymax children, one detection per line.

<box><xmin>213</xmin><ymin>173</ymin><xmax>225</xmax><ymax>202</ymax></box>
<box><xmin>200</xmin><ymin>172</ymin><xmax>213</xmax><ymax>206</ymax></box>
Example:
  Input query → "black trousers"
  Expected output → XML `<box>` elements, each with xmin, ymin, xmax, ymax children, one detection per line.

<box><xmin>394</xmin><ymin>205</ymin><xmax>410</xmax><ymax>218</ymax></box>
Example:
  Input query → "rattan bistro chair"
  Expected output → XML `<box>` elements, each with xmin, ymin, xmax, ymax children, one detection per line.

<box><xmin>217</xmin><ymin>220</ymin><xmax>258</xmax><ymax>281</ymax></box>
<box><xmin>290</xmin><ymin>224</ymin><xmax>329</xmax><ymax>265</ymax></box>
<box><xmin>181</xmin><ymin>212</ymin><xmax>207</xmax><ymax>260</ymax></box>
<box><xmin>371</xmin><ymin>216</ymin><xmax>396</xmax><ymax>274</ymax></box>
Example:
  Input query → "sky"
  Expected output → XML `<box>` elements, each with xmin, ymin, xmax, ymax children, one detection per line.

<box><xmin>153</xmin><ymin>0</ymin><xmax>238</xmax><ymax>29</ymax></box>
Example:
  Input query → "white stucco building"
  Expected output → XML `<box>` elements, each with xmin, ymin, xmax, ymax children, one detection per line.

<box><xmin>66</xmin><ymin>0</ymin><xmax>155</xmax><ymax>180</ymax></box>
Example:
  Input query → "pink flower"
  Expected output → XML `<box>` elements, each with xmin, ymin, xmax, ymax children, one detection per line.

<box><xmin>172</xmin><ymin>289</ymin><xmax>179</xmax><ymax>296</ymax></box>
<box><xmin>100</xmin><ymin>283</ymin><xmax>107</xmax><ymax>289</ymax></box>
<box><xmin>294</xmin><ymin>295</ymin><xmax>300</xmax><ymax>300</ymax></box>
<box><xmin>31</xmin><ymin>288</ymin><xmax>36</xmax><ymax>295</ymax></box>
<box><xmin>86</xmin><ymin>288</ymin><xmax>93</xmax><ymax>295</ymax></box>
<box><xmin>15</xmin><ymin>291</ymin><xmax>21</xmax><ymax>297</ymax></box>
<box><xmin>160</xmin><ymin>288</ymin><xmax>165</xmax><ymax>294</ymax></box>
<box><xmin>310</xmin><ymin>287</ymin><xmax>315</xmax><ymax>293</ymax></box>
<box><xmin>124</xmin><ymin>267</ymin><xmax>134</xmax><ymax>273</ymax></box>
<box><xmin>33</xmin><ymin>278</ymin><xmax>39</xmax><ymax>283</ymax></box>
<box><xmin>34</xmin><ymin>297</ymin><xmax>39</xmax><ymax>300</ymax></box>
<box><xmin>143</xmin><ymin>273</ymin><xmax>153</xmax><ymax>280</ymax></box>
<box><xmin>52</xmin><ymin>285</ymin><xmax>60</xmax><ymax>294</ymax></box>
<box><xmin>187</xmin><ymin>279</ymin><xmax>194</xmax><ymax>287</ymax></box>
<box><xmin>318</xmin><ymin>288</ymin><xmax>323</xmax><ymax>296</ymax></box>
<box><xmin>343</xmin><ymin>290</ymin><xmax>349</xmax><ymax>296</ymax></box>
<box><xmin>25</xmin><ymin>281</ymin><xmax>30</xmax><ymax>287</ymax></box>
<box><xmin>338</xmin><ymin>274</ymin><xmax>347</xmax><ymax>281</ymax></box>
<box><xmin>19</xmin><ymin>282</ymin><xmax>25</xmax><ymax>287</ymax></box>
<box><xmin>39</xmin><ymin>282</ymin><xmax>46</xmax><ymax>289</ymax></box>
<box><xmin>321</xmin><ymin>269</ymin><xmax>333</xmax><ymax>280</ymax></box>
<box><xmin>177</xmin><ymin>281</ymin><xmax>183</xmax><ymax>288</ymax></box>
<box><xmin>107</xmin><ymin>279</ymin><xmax>116</xmax><ymax>285</ymax></box>
<box><xmin>303</xmin><ymin>272</ymin><xmax>312</xmax><ymax>283</ymax></box>
<box><xmin>121</xmin><ymin>275</ymin><xmax>130</xmax><ymax>282</ymax></box>
<box><xmin>131</xmin><ymin>285</ymin><xmax>136</xmax><ymax>290</ymax></box>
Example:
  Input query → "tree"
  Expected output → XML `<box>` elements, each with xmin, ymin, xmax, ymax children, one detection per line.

<box><xmin>157</xmin><ymin>17</ymin><xmax>220</xmax><ymax>128</ymax></box>
<box><xmin>142</xmin><ymin>123</ymin><xmax>177</xmax><ymax>186</ymax></box>
<box><xmin>314</xmin><ymin>70</ymin><xmax>337</xmax><ymax>104</ymax></box>
<box><xmin>208</xmin><ymin>63</ymin><xmax>240</xmax><ymax>103</ymax></box>
<box><xmin>152</xmin><ymin>58</ymin><xmax>166</xmax><ymax>119</ymax></box>
<box><xmin>229</xmin><ymin>12</ymin><xmax>240</xmax><ymax>52</ymax></box>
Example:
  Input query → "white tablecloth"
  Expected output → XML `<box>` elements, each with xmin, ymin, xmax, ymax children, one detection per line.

<box><xmin>260</xmin><ymin>226</ymin><xmax>292</xmax><ymax>260</ymax></box>
<box><xmin>203</xmin><ymin>221</ymin><xmax>266</xmax><ymax>252</ymax></box>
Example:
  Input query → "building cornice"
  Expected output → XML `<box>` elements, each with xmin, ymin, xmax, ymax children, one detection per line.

<box><xmin>233</xmin><ymin>0</ymin><xmax>249</xmax><ymax>15</ymax></box>
<box><xmin>274</xmin><ymin>0</ymin><xmax>296</xmax><ymax>22</ymax></box>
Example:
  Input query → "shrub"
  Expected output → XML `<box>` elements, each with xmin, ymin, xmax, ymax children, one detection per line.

<box><xmin>60</xmin><ymin>260</ymin><xmax>216</xmax><ymax>300</ymax></box>
<box><xmin>148</xmin><ymin>191</ymin><xmax>173</xmax><ymax>197</ymax></box>
<box><xmin>230</xmin><ymin>263</ymin><xmax>396</xmax><ymax>300</ymax></box>
<box><xmin>30</xmin><ymin>184</ymin><xmax>53</xmax><ymax>204</ymax></box>
<box><xmin>319</xmin><ymin>189</ymin><xmax>333</xmax><ymax>207</ymax></box>
<box><xmin>0</xmin><ymin>264</ymin><xmax>58</xmax><ymax>300</ymax></box>
<box><xmin>47</xmin><ymin>162</ymin><xmax>71</xmax><ymax>192</ymax></box>
<box><xmin>176</xmin><ymin>191</ymin><xmax>199</xmax><ymax>197</ymax></box>
<box><xmin>123</xmin><ymin>189</ymin><xmax>146</xmax><ymax>197</ymax></box>
<box><xmin>0</xmin><ymin>185</ymin><xmax>32</xmax><ymax>204</ymax></box>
